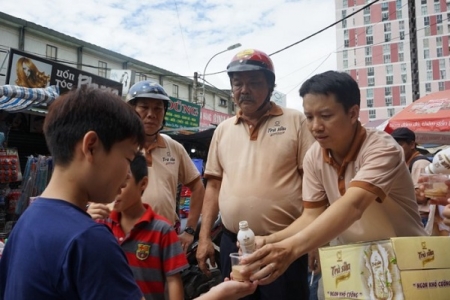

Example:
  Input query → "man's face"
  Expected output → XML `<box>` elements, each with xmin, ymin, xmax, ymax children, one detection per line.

<box><xmin>396</xmin><ymin>140</ymin><xmax>415</xmax><ymax>161</ymax></box>
<box><xmin>231</xmin><ymin>71</ymin><xmax>270</xmax><ymax>115</ymax></box>
<box><xmin>134</xmin><ymin>98</ymin><xmax>165</xmax><ymax>135</ymax></box>
<box><xmin>303</xmin><ymin>93</ymin><xmax>358</xmax><ymax>152</ymax></box>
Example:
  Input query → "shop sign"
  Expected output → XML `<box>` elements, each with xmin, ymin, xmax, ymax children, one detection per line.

<box><xmin>200</xmin><ymin>108</ymin><xmax>231</xmax><ymax>127</ymax></box>
<box><xmin>165</xmin><ymin>97</ymin><xmax>200</xmax><ymax>128</ymax></box>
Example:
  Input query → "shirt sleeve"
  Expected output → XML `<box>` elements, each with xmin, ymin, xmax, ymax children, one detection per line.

<box><xmin>297</xmin><ymin>114</ymin><xmax>316</xmax><ymax>171</ymax></box>
<box><xmin>160</xmin><ymin>226</ymin><xmax>189</xmax><ymax>276</ymax></box>
<box><xmin>59</xmin><ymin>225</ymin><xmax>143</xmax><ymax>300</ymax></box>
<box><xmin>411</xmin><ymin>159</ymin><xmax>430</xmax><ymax>188</ymax></box>
<box><xmin>302</xmin><ymin>146</ymin><xmax>329</xmax><ymax>208</ymax></box>
<box><xmin>204</xmin><ymin>126</ymin><xmax>223</xmax><ymax>180</ymax></box>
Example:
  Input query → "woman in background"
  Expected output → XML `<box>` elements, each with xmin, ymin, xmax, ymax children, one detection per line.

<box><xmin>15</xmin><ymin>57</ymin><xmax>50</xmax><ymax>88</ymax></box>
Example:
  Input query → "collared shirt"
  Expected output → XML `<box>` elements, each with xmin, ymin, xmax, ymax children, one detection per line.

<box><xmin>303</xmin><ymin>123</ymin><xmax>426</xmax><ymax>244</ymax></box>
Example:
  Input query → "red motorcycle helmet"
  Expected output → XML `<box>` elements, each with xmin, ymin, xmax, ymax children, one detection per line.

<box><xmin>226</xmin><ymin>49</ymin><xmax>275</xmax><ymax>86</ymax></box>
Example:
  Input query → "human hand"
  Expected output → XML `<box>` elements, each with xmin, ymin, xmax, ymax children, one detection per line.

<box><xmin>417</xmin><ymin>176</ymin><xmax>450</xmax><ymax>205</ymax></box>
<box><xmin>196</xmin><ymin>238</ymin><xmax>217</xmax><ymax>276</ymax></box>
<box><xmin>86</xmin><ymin>202</ymin><xmax>111</xmax><ymax>220</ymax></box>
<box><xmin>442</xmin><ymin>204</ymin><xmax>450</xmax><ymax>227</ymax></box>
<box><xmin>308</xmin><ymin>248</ymin><xmax>321</xmax><ymax>274</ymax></box>
<box><xmin>240</xmin><ymin>239</ymin><xmax>296</xmax><ymax>285</ymax></box>
<box><xmin>178</xmin><ymin>231</ymin><xmax>194</xmax><ymax>253</ymax></box>
<box><xmin>207</xmin><ymin>277</ymin><xmax>257</xmax><ymax>300</ymax></box>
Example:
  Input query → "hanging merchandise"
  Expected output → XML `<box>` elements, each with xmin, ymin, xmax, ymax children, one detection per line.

<box><xmin>15</xmin><ymin>155</ymin><xmax>53</xmax><ymax>216</ymax></box>
<box><xmin>0</xmin><ymin>148</ymin><xmax>22</xmax><ymax>184</ymax></box>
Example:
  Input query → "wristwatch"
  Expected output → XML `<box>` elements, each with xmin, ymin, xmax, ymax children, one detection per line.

<box><xmin>184</xmin><ymin>226</ymin><xmax>195</xmax><ymax>236</ymax></box>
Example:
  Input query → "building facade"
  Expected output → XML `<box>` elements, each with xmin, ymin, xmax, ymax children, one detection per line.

<box><xmin>0</xmin><ymin>12</ymin><xmax>234</xmax><ymax>117</ymax></box>
<box><xmin>335</xmin><ymin>0</ymin><xmax>450</xmax><ymax>124</ymax></box>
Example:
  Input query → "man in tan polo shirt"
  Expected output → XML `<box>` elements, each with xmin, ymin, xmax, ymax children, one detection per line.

<box><xmin>239</xmin><ymin>70</ymin><xmax>426</xmax><ymax>285</ymax></box>
<box><xmin>196</xmin><ymin>49</ymin><xmax>315</xmax><ymax>300</ymax></box>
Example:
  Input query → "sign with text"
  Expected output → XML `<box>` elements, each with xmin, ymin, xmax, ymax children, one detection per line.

<box><xmin>165</xmin><ymin>97</ymin><xmax>200</xmax><ymax>128</ymax></box>
<box><xmin>200</xmin><ymin>108</ymin><xmax>231</xmax><ymax>127</ymax></box>
<box><xmin>6</xmin><ymin>48</ymin><xmax>122</xmax><ymax>96</ymax></box>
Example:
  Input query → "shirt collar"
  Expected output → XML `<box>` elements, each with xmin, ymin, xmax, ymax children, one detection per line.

<box><xmin>109</xmin><ymin>203</ymin><xmax>154</xmax><ymax>225</ymax></box>
<box><xmin>234</xmin><ymin>101</ymin><xmax>283</xmax><ymax>125</ymax></box>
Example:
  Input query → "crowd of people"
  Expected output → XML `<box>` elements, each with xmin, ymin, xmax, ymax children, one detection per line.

<box><xmin>0</xmin><ymin>48</ymin><xmax>448</xmax><ymax>300</ymax></box>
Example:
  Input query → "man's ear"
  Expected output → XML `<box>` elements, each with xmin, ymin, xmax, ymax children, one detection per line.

<box><xmin>349</xmin><ymin>104</ymin><xmax>360</xmax><ymax>123</ymax></box>
<box><xmin>81</xmin><ymin>131</ymin><xmax>99</xmax><ymax>162</ymax></box>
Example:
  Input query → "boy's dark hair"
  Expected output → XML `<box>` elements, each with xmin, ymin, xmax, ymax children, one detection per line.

<box><xmin>130</xmin><ymin>152</ymin><xmax>148</xmax><ymax>183</ymax></box>
<box><xmin>299</xmin><ymin>70</ymin><xmax>360</xmax><ymax>113</ymax></box>
<box><xmin>44</xmin><ymin>87</ymin><xmax>145</xmax><ymax>165</ymax></box>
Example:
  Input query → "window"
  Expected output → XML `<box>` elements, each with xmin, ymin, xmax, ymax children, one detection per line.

<box><xmin>46</xmin><ymin>45</ymin><xmax>57</xmax><ymax>60</ymax></box>
<box><xmin>343</xmin><ymin>60</ymin><xmax>348</xmax><ymax>69</ymax></box>
<box><xmin>427</xmin><ymin>70</ymin><xmax>433</xmax><ymax>81</ymax></box>
<box><xmin>384</xmin><ymin>23</ymin><xmax>391</xmax><ymax>32</ymax></box>
<box><xmin>342</xmin><ymin>19</ymin><xmax>347</xmax><ymax>28</ymax></box>
<box><xmin>400</xmin><ymin>31</ymin><xmax>405</xmax><ymax>40</ymax></box>
<box><xmin>424</xmin><ymin>49</ymin><xmax>430</xmax><ymax>59</ymax></box>
<box><xmin>440</xmin><ymin>70</ymin><xmax>446</xmax><ymax>79</ymax></box>
<box><xmin>397</xmin><ymin>9</ymin><xmax>402</xmax><ymax>18</ymax></box>
<box><xmin>426</xmin><ymin>83</ymin><xmax>432</xmax><ymax>92</ymax></box>
<box><xmin>366</xmin><ymin>36</ymin><xmax>373</xmax><ymax>44</ymax></box>
<box><xmin>426</xmin><ymin>60</ymin><xmax>432</xmax><ymax>70</ymax></box>
<box><xmin>365</xmin><ymin>47</ymin><xmax>372</xmax><ymax>56</ymax></box>
<box><xmin>343</xmin><ymin>50</ymin><xmax>348</xmax><ymax>59</ymax></box>
<box><xmin>400</xmin><ymin>85</ymin><xmax>406</xmax><ymax>94</ymax></box>
<box><xmin>424</xmin><ymin>16</ymin><xmax>430</xmax><ymax>26</ymax></box>
<box><xmin>388</xmin><ymin>108</ymin><xmax>395</xmax><ymax>117</ymax></box>
<box><xmin>399</xmin><ymin>42</ymin><xmax>404</xmax><ymax>52</ymax></box>
<box><xmin>368</xmin><ymin>67</ymin><xmax>374</xmax><ymax>76</ymax></box>
<box><xmin>385</xmin><ymin>33</ymin><xmax>391</xmax><ymax>42</ymax></box>
<box><xmin>384</xmin><ymin>54</ymin><xmax>391</xmax><ymax>63</ymax></box>
<box><xmin>382</xmin><ymin>2</ymin><xmax>389</xmax><ymax>11</ymax></box>
<box><xmin>423</xmin><ymin>38</ymin><xmax>429</xmax><ymax>48</ymax></box>
<box><xmin>364</xmin><ymin>6</ymin><xmax>370</xmax><ymax>15</ymax></box>
<box><xmin>396</xmin><ymin>0</ymin><xmax>402</xmax><ymax>9</ymax></box>
<box><xmin>343</xmin><ymin>0</ymin><xmax>348</xmax><ymax>8</ymax></box>
<box><xmin>219</xmin><ymin>98</ymin><xmax>227</xmax><ymax>107</ymax></box>
<box><xmin>425</xmin><ymin>27</ymin><xmax>431</xmax><ymax>36</ymax></box>
<box><xmin>440</xmin><ymin>59</ymin><xmax>446</xmax><ymax>69</ymax></box>
<box><xmin>382</xmin><ymin>11</ymin><xmax>389</xmax><ymax>21</ymax></box>
<box><xmin>344</xmin><ymin>30</ymin><xmax>349</xmax><ymax>39</ymax></box>
<box><xmin>385</xmin><ymin>97</ymin><xmax>393</xmax><ymax>106</ymax></box>
<box><xmin>402</xmin><ymin>74</ymin><xmax>407</xmax><ymax>83</ymax></box>
<box><xmin>399</xmin><ymin>20</ymin><xmax>405</xmax><ymax>30</ymax></box>
<box><xmin>401</xmin><ymin>63</ymin><xmax>407</xmax><ymax>73</ymax></box>
<box><xmin>368</xmin><ymin>77</ymin><xmax>375</xmax><ymax>86</ymax></box>
<box><xmin>421</xmin><ymin>5</ymin><xmax>428</xmax><ymax>15</ymax></box>
<box><xmin>366</xmin><ymin>26</ymin><xmax>373</xmax><ymax>35</ymax></box>
<box><xmin>344</xmin><ymin>40</ymin><xmax>349</xmax><ymax>47</ymax></box>
<box><xmin>437</xmin><ymin>15</ymin><xmax>443</xmax><ymax>24</ymax></box>
<box><xmin>364</xmin><ymin>15</ymin><xmax>371</xmax><ymax>25</ymax></box>
<box><xmin>399</xmin><ymin>53</ymin><xmax>404</xmax><ymax>62</ymax></box>
<box><xmin>386</xmin><ymin>65</ymin><xmax>393</xmax><ymax>74</ymax></box>
<box><xmin>98</xmin><ymin>61</ymin><xmax>107</xmax><ymax>77</ymax></box>
<box><xmin>369</xmin><ymin>109</ymin><xmax>376</xmax><ymax>119</ymax></box>
<box><xmin>172</xmin><ymin>84</ymin><xmax>179</xmax><ymax>97</ymax></box>
<box><xmin>383</xmin><ymin>44</ymin><xmax>390</xmax><ymax>54</ymax></box>
<box><xmin>139</xmin><ymin>73</ymin><xmax>147</xmax><ymax>81</ymax></box>
<box><xmin>367</xmin><ymin>98</ymin><xmax>373</xmax><ymax>108</ymax></box>
<box><xmin>437</xmin><ymin>24</ymin><xmax>443</xmax><ymax>34</ymax></box>
<box><xmin>439</xmin><ymin>82</ymin><xmax>445</xmax><ymax>91</ymax></box>
<box><xmin>437</xmin><ymin>48</ymin><xmax>443</xmax><ymax>57</ymax></box>
<box><xmin>400</xmin><ymin>95</ymin><xmax>406</xmax><ymax>105</ymax></box>
<box><xmin>386</xmin><ymin>75</ymin><xmax>394</xmax><ymax>85</ymax></box>
<box><xmin>421</xmin><ymin>0</ymin><xmax>426</xmax><ymax>4</ymax></box>
<box><xmin>437</xmin><ymin>36</ymin><xmax>443</xmax><ymax>46</ymax></box>
<box><xmin>435</xmin><ymin>2</ymin><xmax>441</xmax><ymax>13</ymax></box>
<box><xmin>366</xmin><ymin>88</ymin><xmax>374</xmax><ymax>98</ymax></box>
<box><xmin>385</xmin><ymin>87</ymin><xmax>392</xmax><ymax>95</ymax></box>
<box><xmin>365</xmin><ymin>57</ymin><xmax>372</xmax><ymax>66</ymax></box>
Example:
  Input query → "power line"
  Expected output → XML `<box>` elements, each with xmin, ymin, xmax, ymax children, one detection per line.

<box><xmin>173</xmin><ymin>0</ymin><xmax>191</xmax><ymax>72</ymax></box>
<box><xmin>268</xmin><ymin>0</ymin><xmax>381</xmax><ymax>56</ymax></box>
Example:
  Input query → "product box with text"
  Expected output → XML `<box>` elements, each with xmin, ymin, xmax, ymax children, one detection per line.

<box><xmin>319</xmin><ymin>236</ymin><xmax>450</xmax><ymax>299</ymax></box>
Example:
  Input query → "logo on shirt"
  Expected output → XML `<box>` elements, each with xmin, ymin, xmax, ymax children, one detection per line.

<box><xmin>136</xmin><ymin>243</ymin><xmax>151</xmax><ymax>260</ymax></box>
<box><xmin>162</xmin><ymin>151</ymin><xmax>176</xmax><ymax>165</ymax></box>
<box><xmin>267</xmin><ymin>120</ymin><xmax>287</xmax><ymax>136</ymax></box>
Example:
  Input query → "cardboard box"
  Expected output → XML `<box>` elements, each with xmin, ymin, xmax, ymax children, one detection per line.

<box><xmin>319</xmin><ymin>237</ymin><xmax>450</xmax><ymax>299</ymax></box>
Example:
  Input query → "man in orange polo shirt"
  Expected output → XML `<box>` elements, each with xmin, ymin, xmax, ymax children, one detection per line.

<box><xmin>239</xmin><ymin>70</ymin><xmax>426</xmax><ymax>285</ymax></box>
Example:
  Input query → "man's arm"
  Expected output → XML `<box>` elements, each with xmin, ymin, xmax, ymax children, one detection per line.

<box><xmin>166</xmin><ymin>273</ymin><xmax>184</xmax><ymax>300</ymax></box>
<box><xmin>196</xmin><ymin>178</ymin><xmax>221</xmax><ymax>274</ymax></box>
<box><xmin>184</xmin><ymin>177</ymin><xmax>205</xmax><ymax>231</ymax></box>
<box><xmin>242</xmin><ymin>187</ymin><xmax>376</xmax><ymax>284</ymax></box>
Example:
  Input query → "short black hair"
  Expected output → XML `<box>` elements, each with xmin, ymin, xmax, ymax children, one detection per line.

<box><xmin>130</xmin><ymin>152</ymin><xmax>148</xmax><ymax>183</ymax></box>
<box><xmin>299</xmin><ymin>71</ymin><xmax>360</xmax><ymax>113</ymax></box>
<box><xmin>44</xmin><ymin>87</ymin><xmax>145</xmax><ymax>165</ymax></box>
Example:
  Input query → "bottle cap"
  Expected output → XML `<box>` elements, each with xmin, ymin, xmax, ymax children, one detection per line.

<box><xmin>239</xmin><ymin>220</ymin><xmax>249</xmax><ymax>230</ymax></box>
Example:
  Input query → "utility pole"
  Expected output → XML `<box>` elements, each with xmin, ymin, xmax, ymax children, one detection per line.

<box><xmin>193</xmin><ymin>71</ymin><xmax>199</xmax><ymax>104</ymax></box>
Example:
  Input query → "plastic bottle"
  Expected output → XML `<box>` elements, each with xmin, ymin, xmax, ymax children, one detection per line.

<box><xmin>237</xmin><ymin>220</ymin><xmax>255</xmax><ymax>255</ymax></box>
<box><xmin>425</xmin><ymin>147</ymin><xmax>450</xmax><ymax>174</ymax></box>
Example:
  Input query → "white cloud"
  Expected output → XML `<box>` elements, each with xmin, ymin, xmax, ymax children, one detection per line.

<box><xmin>2</xmin><ymin>0</ymin><xmax>338</xmax><ymax>113</ymax></box>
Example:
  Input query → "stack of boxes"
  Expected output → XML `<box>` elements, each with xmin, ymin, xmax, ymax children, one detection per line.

<box><xmin>319</xmin><ymin>236</ymin><xmax>450</xmax><ymax>299</ymax></box>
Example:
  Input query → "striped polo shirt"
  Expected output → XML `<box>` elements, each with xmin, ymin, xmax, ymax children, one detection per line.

<box><xmin>100</xmin><ymin>204</ymin><xmax>189</xmax><ymax>300</ymax></box>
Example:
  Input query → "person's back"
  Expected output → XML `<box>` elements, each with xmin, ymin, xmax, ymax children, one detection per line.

<box><xmin>0</xmin><ymin>87</ymin><xmax>146</xmax><ymax>300</ymax></box>
<box><xmin>99</xmin><ymin>153</ymin><xmax>188</xmax><ymax>300</ymax></box>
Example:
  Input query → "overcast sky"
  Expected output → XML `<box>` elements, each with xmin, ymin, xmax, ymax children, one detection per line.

<box><xmin>2</xmin><ymin>0</ymin><xmax>338</xmax><ymax>112</ymax></box>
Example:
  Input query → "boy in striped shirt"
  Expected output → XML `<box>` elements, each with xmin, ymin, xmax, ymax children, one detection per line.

<box><xmin>100</xmin><ymin>152</ymin><xmax>188</xmax><ymax>300</ymax></box>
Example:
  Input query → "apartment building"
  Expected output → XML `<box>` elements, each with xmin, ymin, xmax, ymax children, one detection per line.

<box><xmin>335</xmin><ymin>0</ymin><xmax>450</xmax><ymax>123</ymax></box>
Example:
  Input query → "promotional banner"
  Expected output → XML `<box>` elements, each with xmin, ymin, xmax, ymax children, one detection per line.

<box><xmin>165</xmin><ymin>97</ymin><xmax>200</xmax><ymax>128</ymax></box>
<box><xmin>110</xmin><ymin>69</ymin><xmax>134</xmax><ymax>96</ymax></box>
<box><xmin>6</xmin><ymin>48</ymin><xmax>122</xmax><ymax>96</ymax></box>
<box><xmin>200</xmin><ymin>108</ymin><xmax>231</xmax><ymax>127</ymax></box>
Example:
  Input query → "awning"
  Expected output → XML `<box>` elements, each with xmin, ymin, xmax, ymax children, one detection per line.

<box><xmin>0</xmin><ymin>85</ymin><xmax>59</xmax><ymax>112</ymax></box>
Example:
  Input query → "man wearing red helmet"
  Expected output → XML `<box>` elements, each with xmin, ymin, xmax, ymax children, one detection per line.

<box><xmin>196</xmin><ymin>49</ymin><xmax>315</xmax><ymax>299</ymax></box>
